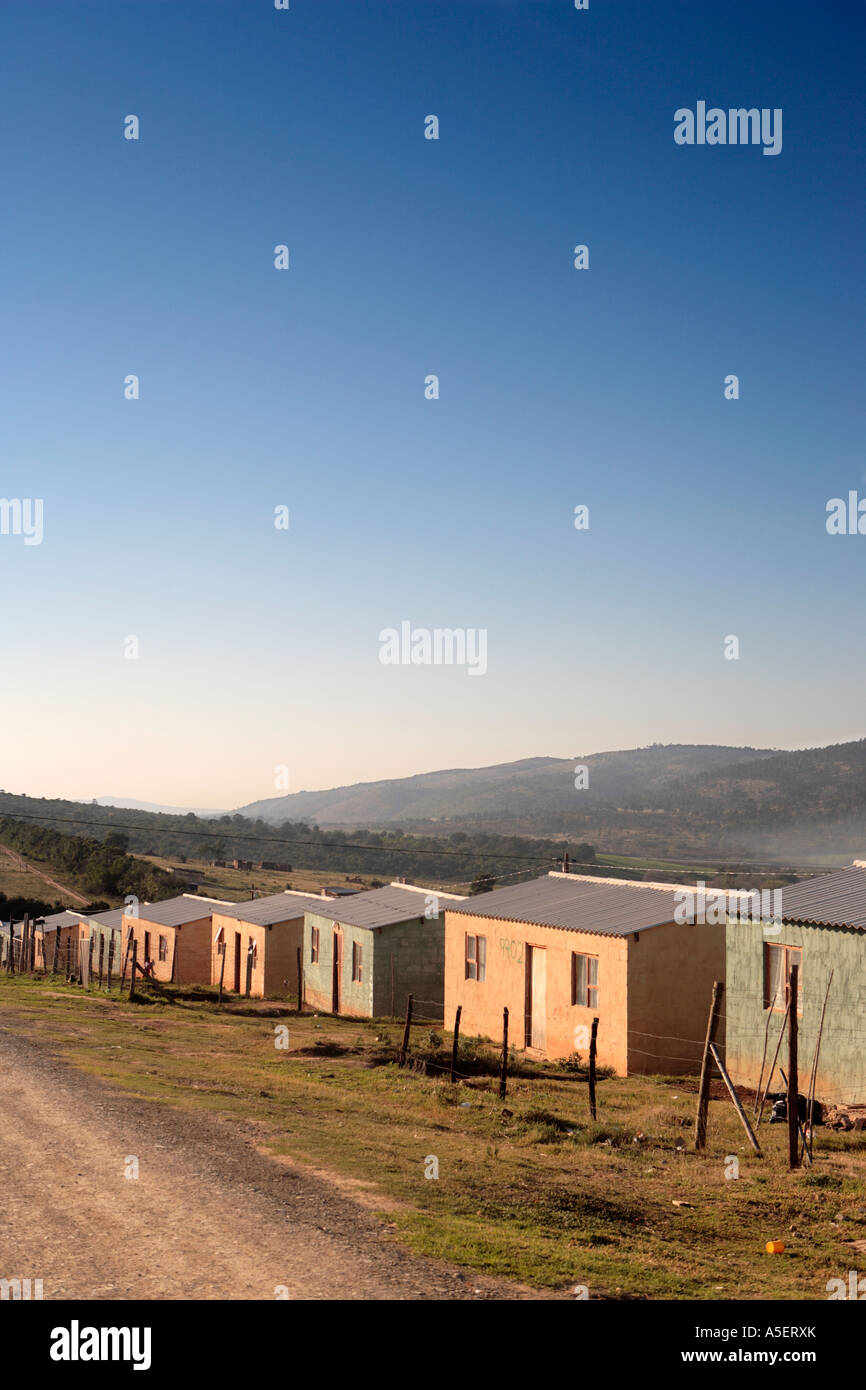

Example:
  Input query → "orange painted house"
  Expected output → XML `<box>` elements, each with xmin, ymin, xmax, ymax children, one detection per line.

<box><xmin>35</xmin><ymin>909</ymin><xmax>87</xmax><ymax>972</ymax></box>
<box><xmin>122</xmin><ymin>894</ymin><xmax>231</xmax><ymax>985</ymax></box>
<box><xmin>210</xmin><ymin>890</ymin><xmax>328</xmax><ymax>998</ymax></box>
<box><xmin>445</xmin><ymin>873</ymin><xmax>725</xmax><ymax>1075</ymax></box>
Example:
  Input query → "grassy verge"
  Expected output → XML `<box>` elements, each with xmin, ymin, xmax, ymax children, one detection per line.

<box><xmin>2</xmin><ymin>974</ymin><xmax>865</xmax><ymax>1298</ymax></box>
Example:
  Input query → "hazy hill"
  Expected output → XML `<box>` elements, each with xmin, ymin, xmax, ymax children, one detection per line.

<box><xmin>95</xmin><ymin>797</ymin><xmax>225</xmax><ymax>817</ymax></box>
<box><xmin>4</xmin><ymin>739</ymin><xmax>866</xmax><ymax>870</ymax></box>
<box><xmin>233</xmin><ymin>739</ymin><xmax>866</xmax><ymax>863</ymax></box>
<box><xmin>234</xmin><ymin>745</ymin><xmax>777</xmax><ymax>827</ymax></box>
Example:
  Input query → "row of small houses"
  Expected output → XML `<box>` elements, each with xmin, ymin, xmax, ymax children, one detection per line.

<box><xmin>3</xmin><ymin>863</ymin><xmax>866</xmax><ymax>1104</ymax></box>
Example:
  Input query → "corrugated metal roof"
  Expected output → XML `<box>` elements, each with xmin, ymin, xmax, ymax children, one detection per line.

<box><xmin>39</xmin><ymin>910</ymin><xmax>85</xmax><ymax>933</ymax></box>
<box><xmin>446</xmin><ymin>873</ymin><xmax>682</xmax><ymax>937</ymax></box>
<box><xmin>83</xmin><ymin>907</ymin><xmax>125</xmax><ymax>930</ymax></box>
<box><xmin>213</xmin><ymin>892</ymin><xmax>327</xmax><ymax>927</ymax></box>
<box><xmin>306</xmin><ymin>884</ymin><xmax>461</xmax><ymax>930</ymax></box>
<box><xmin>131</xmin><ymin>895</ymin><xmax>231</xmax><ymax>927</ymax></box>
<box><xmin>776</xmin><ymin>866</ymin><xmax>866</xmax><ymax>931</ymax></box>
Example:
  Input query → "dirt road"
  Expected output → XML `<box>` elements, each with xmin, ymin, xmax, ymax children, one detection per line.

<box><xmin>0</xmin><ymin>1026</ymin><xmax>544</xmax><ymax>1301</ymax></box>
<box><xmin>0</xmin><ymin>844</ymin><xmax>88</xmax><ymax>905</ymax></box>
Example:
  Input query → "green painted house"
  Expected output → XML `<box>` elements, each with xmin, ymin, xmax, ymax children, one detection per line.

<box><xmin>725</xmin><ymin>863</ymin><xmax>866</xmax><ymax>1105</ymax></box>
<box><xmin>80</xmin><ymin>906</ymin><xmax>126</xmax><ymax>975</ymax></box>
<box><xmin>302</xmin><ymin>882</ymin><xmax>464</xmax><ymax>1019</ymax></box>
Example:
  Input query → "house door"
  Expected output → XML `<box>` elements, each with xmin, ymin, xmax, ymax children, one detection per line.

<box><xmin>525</xmin><ymin>946</ymin><xmax>547</xmax><ymax>1051</ymax></box>
<box><xmin>143</xmin><ymin>931</ymin><xmax>151</xmax><ymax>966</ymax></box>
<box><xmin>332</xmin><ymin>928</ymin><xmax>342</xmax><ymax>1013</ymax></box>
<box><xmin>233</xmin><ymin>932</ymin><xmax>241</xmax><ymax>992</ymax></box>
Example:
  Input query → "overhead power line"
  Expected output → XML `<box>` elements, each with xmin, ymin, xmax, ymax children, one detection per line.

<box><xmin>0</xmin><ymin>808</ymin><xmax>833</xmax><ymax>878</ymax></box>
<box><xmin>0</xmin><ymin>808</ymin><xmax>567</xmax><ymax>866</ymax></box>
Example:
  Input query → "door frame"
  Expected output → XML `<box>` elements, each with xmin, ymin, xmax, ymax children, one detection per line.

<box><xmin>524</xmin><ymin>944</ymin><xmax>547</xmax><ymax>1050</ymax></box>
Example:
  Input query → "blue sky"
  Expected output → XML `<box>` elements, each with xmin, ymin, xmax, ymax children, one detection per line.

<box><xmin>1</xmin><ymin>0</ymin><xmax>864</xmax><ymax>807</ymax></box>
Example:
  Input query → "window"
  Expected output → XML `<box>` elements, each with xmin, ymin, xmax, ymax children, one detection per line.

<box><xmin>764</xmin><ymin>943</ymin><xmax>802</xmax><ymax>1014</ymax></box>
<box><xmin>464</xmin><ymin>933</ymin><xmax>487</xmax><ymax>982</ymax></box>
<box><xmin>352</xmin><ymin>941</ymin><xmax>362</xmax><ymax>982</ymax></box>
<box><xmin>310</xmin><ymin>926</ymin><xmax>319</xmax><ymax>964</ymax></box>
<box><xmin>158</xmin><ymin>935</ymin><xmax>168</xmax><ymax>962</ymax></box>
<box><xmin>572</xmin><ymin>952</ymin><xmax>599</xmax><ymax>1008</ymax></box>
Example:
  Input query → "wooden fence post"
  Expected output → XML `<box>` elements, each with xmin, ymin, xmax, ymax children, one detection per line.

<box><xmin>753</xmin><ymin>989</ymin><xmax>779</xmax><ymax>1114</ymax></box>
<box><xmin>51</xmin><ymin>925</ymin><xmax>60</xmax><ymax>975</ymax></box>
<box><xmin>756</xmin><ymin>1001</ymin><xmax>790</xmax><ymax>1127</ymax></box>
<box><xmin>588</xmin><ymin>1016</ymin><xmax>599</xmax><ymax>1121</ymax></box>
<box><xmin>217</xmin><ymin>941</ymin><xmax>226</xmax><ymax>1005</ymax></box>
<box><xmin>499</xmin><ymin>1007</ymin><xmax>509</xmax><ymax>1099</ymax></box>
<box><xmin>398</xmin><ymin>994</ymin><xmax>414</xmax><ymax>1067</ymax></box>
<box><xmin>694</xmin><ymin>981</ymin><xmax>724</xmax><ymax>1150</ymax></box>
<box><xmin>450</xmin><ymin>1004</ymin><xmax>462</xmax><ymax>1083</ymax></box>
<box><xmin>119</xmin><ymin>931</ymin><xmax>132</xmax><ymax>993</ymax></box>
<box><xmin>6</xmin><ymin>925</ymin><xmax>14</xmax><ymax>975</ymax></box>
<box><xmin>106</xmin><ymin>936</ymin><xmax>114</xmax><ymax>992</ymax></box>
<box><xmin>804</xmin><ymin>972</ymin><xmax>832</xmax><ymax>1162</ymax></box>
<box><xmin>787</xmin><ymin>963</ymin><xmax>799</xmax><ymax>1169</ymax></box>
<box><xmin>129</xmin><ymin>940</ymin><xmax>138</xmax><ymax>1002</ymax></box>
<box><xmin>779</xmin><ymin>1067</ymin><xmax>810</xmax><ymax>1167</ymax></box>
<box><xmin>709</xmin><ymin>1042</ymin><xmax>762</xmax><ymax>1156</ymax></box>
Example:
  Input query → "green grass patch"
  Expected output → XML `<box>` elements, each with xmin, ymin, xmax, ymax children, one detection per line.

<box><xmin>1</xmin><ymin>974</ymin><xmax>864</xmax><ymax>1298</ymax></box>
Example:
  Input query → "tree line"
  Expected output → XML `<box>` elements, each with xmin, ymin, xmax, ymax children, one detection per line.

<box><xmin>0</xmin><ymin>792</ymin><xmax>596</xmax><ymax>888</ymax></box>
<box><xmin>0</xmin><ymin>815</ymin><xmax>176</xmax><ymax>907</ymax></box>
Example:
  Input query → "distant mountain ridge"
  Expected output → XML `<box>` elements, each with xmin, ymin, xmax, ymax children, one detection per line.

<box><xmin>234</xmin><ymin>745</ymin><xmax>778</xmax><ymax>827</ymax></box>
<box><xmin>4</xmin><ymin>738</ymin><xmax>866</xmax><ymax>867</ymax></box>
<box><xmin>95</xmin><ymin>797</ymin><xmax>225</xmax><ymax>817</ymax></box>
<box><xmin>232</xmin><ymin>739</ymin><xmax>866</xmax><ymax>861</ymax></box>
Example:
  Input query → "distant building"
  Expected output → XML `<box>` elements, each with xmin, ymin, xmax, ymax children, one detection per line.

<box><xmin>232</xmin><ymin>859</ymin><xmax>253</xmax><ymax>872</ymax></box>
<box><xmin>78</xmin><ymin>907</ymin><xmax>126</xmax><ymax>977</ymax></box>
<box><xmin>321</xmin><ymin>885</ymin><xmax>360</xmax><ymax>898</ymax></box>
<box><xmin>168</xmin><ymin>866</ymin><xmax>206</xmax><ymax>886</ymax></box>
<box><xmin>35</xmin><ymin>910</ymin><xmax>87</xmax><ymax>971</ymax></box>
<box><xmin>0</xmin><ymin>920</ymin><xmax>24</xmax><ymax>969</ymax></box>
<box><xmin>258</xmin><ymin>861</ymin><xmax>291</xmax><ymax>873</ymax></box>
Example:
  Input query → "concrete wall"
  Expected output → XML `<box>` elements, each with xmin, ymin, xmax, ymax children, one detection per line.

<box><xmin>303</xmin><ymin>911</ymin><xmax>374</xmax><ymax>1017</ymax></box>
<box><xmin>302</xmin><ymin>910</ymin><xmax>444</xmax><ymax>1019</ymax></box>
<box><xmin>726</xmin><ymin>917</ymin><xmax>866</xmax><ymax>1104</ymax></box>
<box><xmin>443</xmin><ymin>910</ymin><xmax>630</xmax><ymax>1072</ymax></box>
<box><xmin>371</xmin><ymin>915</ymin><xmax>444</xmax><ymax>1019</ymax></box>
<box><xmin>626</xmin><ymin>919</ymin><xmax>726</xmax><ymax>1074</ymax></box>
